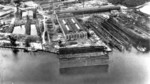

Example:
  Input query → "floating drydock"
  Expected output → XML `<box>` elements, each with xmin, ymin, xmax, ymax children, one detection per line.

<box><xmin>58</xmin><ymin>46</ymin><xmax>108</xmax><ymax>54</ymax></box>
<box><xmin>57</xmin><ymin>45</ymin><xmax>111</xmax><ymax>59</ymax></box>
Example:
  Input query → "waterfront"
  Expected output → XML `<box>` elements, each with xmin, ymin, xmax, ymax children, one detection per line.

<box><xmin>0</xmin><ymin>0</ymin><xmax>150</xmax><ymax>84</ymax></box>
<box><xmin>0</xmin><ymin>48</ymin><xmax>150</xmax><ymax>84</ymax></box>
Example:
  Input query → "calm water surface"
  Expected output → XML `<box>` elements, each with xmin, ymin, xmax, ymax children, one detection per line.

<box><xmin>0</xmin><ymin>48</ymin><xmax>150</xmax><ymax>84</ymax></box>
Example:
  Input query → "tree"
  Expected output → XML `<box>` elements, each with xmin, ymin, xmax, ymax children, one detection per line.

<box><xmin>8</xmin><ymin>35</ymin><xmax>17</xmax><ymax>46</ymax></box>
<box><xmin>107</xmin><ymin>0</ymin><xmax>124</xmax><ymax>4</ymax></box>
<box><xmin>107</xmin><ymin>0</ymin><xmax>149</xmax><ymax>7</ymax></box>
<box><xmin>122</xmin><ymin>0</ymin><xmax>149</xmax><ymax>7</ymax></box>
<box><xmin>0</xmin><ymin>0</ymin><xmax>11</xmax><ymax>4</ymax></box>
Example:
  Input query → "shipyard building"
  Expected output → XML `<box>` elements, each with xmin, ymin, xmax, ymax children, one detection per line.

<box><xmin>9</xmin><ymin>8</ymin><xmax>41</xmax><ymax>36</ymax></box>
<box><xmin>58</xmin><ymin>16</ymin><xmax>87</xmax><ymax>41</ymax></box>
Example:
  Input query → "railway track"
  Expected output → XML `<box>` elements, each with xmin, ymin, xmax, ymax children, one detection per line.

<box><xmin>81</xmin><ymin>15</ymin><xmax>149</xmax><ymax>52</ymax></box>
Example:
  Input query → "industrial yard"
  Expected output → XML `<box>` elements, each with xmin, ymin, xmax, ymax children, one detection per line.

<box><xmin>0</xmin><ymin>0</ymin><xmax>150</xmax><ymax>84</ymax></box>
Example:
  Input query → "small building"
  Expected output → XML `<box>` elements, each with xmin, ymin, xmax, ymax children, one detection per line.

<box><xmin>22</xmin><ymin>9</ymin><xmax>37</xmax><ymax>19</ymax></box>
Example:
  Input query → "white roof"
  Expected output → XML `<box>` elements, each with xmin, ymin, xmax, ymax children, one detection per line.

<box><xmin>30</xmin><ymin>42</ymin><xmax>42</xmax><ymax>49</ymax></box>
<box><xmin>28</xmin><ymin>10</ymin><xmax>33</xmax><ymax>16</ymax></box>
<box><xmin>22</xmin><ymin>11</ymin><xmax>28</xmax><ymax>17</ymax></box>
<box><xmin>30</xmin><ymin>24</ymin><xmax>37</xmax><ymax>36</ymax></box>
<box><xmin>13</xmin><ymin>25</ymin><xmax>26</xmax><ymax>34</ymax></box>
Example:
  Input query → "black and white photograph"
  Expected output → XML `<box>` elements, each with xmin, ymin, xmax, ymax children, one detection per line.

<box><xmin>0</xmin><ymin>0</ymin><xmax>150</xmax><ymax>84</ymax></box>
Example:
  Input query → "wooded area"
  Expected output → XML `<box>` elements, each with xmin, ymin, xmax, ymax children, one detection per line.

<box><xmin>0</xmin><ymin>0</ymin><xmax>149</xmax><ymax>7</ymax></box>
<box><xmin>107</xmin><ymin>0</ymin><xmax>149</xmax><ymax>7</ymax></box>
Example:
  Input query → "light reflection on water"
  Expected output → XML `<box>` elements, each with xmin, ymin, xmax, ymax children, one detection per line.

<box><xmin>0</xmin><ymin>48</ymin><xmax>150</xmax><ymax>84</ymax></box>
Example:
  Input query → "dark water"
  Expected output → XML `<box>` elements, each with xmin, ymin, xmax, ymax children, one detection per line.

<box><xmin>0</xmin><ymin>48</ymin><xmax>150</xmax><ymax>84</ymax></box>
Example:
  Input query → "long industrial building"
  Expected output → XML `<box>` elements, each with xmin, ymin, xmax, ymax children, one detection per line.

<box><xmin>58</xmin><ymin>16</ymin><xmax>87</xmax><ymax>41</ymax></box>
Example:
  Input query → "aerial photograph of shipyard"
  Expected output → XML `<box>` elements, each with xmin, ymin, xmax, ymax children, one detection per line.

<box><xmin>0</xmin><ymin>0</ymin><xmax>150</xmax><ymax>84</ymax></box>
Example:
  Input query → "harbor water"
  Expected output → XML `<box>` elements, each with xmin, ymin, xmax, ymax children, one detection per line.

<box><xmin>0</xmin><ymin>48</ymin><xmax>150</xmax><ymax>84</ymax></box>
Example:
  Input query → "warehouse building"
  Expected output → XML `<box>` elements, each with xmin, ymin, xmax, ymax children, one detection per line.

<box><xmin>58</xmin><ymin>17</ymin><xmax>87</xmax><ymax>41</ymax></box>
